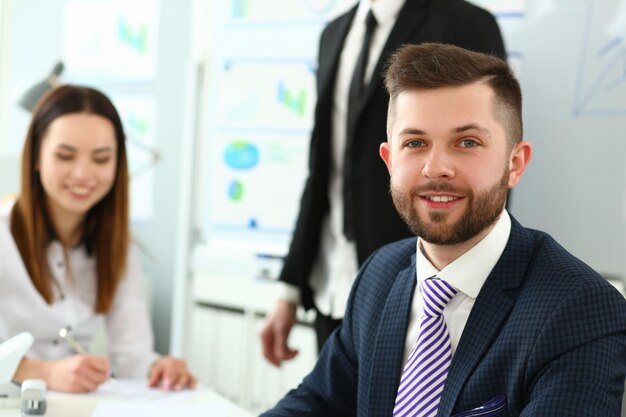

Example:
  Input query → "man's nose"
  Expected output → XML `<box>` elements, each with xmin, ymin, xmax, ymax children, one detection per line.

<box><xmin>421</xmin><ymin>149</ymin><xmax>455</xmax><ymax>180</ymax></box>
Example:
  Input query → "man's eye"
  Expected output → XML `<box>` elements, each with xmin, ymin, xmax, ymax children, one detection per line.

<box><xmin>460</xmin><ymin>139</ymin><xmax>478</xmax><ymax>148</ymax></box>
<box><xmin>406</xmin><ymin>140</ymin><xmax>425</xmax><ymax>148</ymax></box>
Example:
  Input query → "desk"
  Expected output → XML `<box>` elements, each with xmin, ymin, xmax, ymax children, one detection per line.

<box><xmin>0</xmin><ymin>380</ymin><xmax>253</xmax><ymax>417</ymax></box>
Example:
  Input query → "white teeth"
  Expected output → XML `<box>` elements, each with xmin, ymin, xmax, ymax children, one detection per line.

<box><xmin>427</xmin><ymin>196</ymin><xmax>458</xmax><ymax>203</ymax></box>
<box><xmin>69</xmin><ymin>186</ymin><xmax>90</xmax><ymax>196</ymax></box>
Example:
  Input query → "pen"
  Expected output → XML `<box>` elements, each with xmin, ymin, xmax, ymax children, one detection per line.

<box><xmin>58</xmin><ymin>326</ymin><xmax>115</xmax><ymax>382</ymax></box>
<box><xmin>58</xmin><ymin>327</ymin><xmax>88</xmax><ymax>354</ymax></box>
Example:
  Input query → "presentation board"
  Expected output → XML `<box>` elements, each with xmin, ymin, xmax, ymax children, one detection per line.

<box><xmin>63</xmin><ymin>0</ymin><xmax>158</xmax><ymax>82</ymax></box>
<box><xmin>198</xmin><ymin>0</ymin><xmax>626</xmax><ymax>280</ymax></box>
<box><xmin>502</xmin><ymin>0</ymin><xmax>626</xmax><ymax>278</ymax></box>
<box><xmin>200</xmin><ymin>0</ymin><xmax>355</xmax><ymax>258</ymax></box>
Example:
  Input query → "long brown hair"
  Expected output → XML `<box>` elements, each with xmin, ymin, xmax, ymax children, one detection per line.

<box><xmin>384</xmin><ymin>43</ymin><xmax>523</xmax><ymax>149</ymax></box>
<box><xmin>10</xmin><ymin>85</ymin><xmax>129</xmax><ymax>313</ymax></box>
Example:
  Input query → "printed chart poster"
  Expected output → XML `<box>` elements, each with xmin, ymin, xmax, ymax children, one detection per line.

<box><xmin>229</xmin><ymin>0</ymin><xmax>354</xmax><ymax>23</ymax></box>
<box><xmin>111</xmin><ymin>95</ymin><xmax>158</xmax><ymax>223</ymax></box>
<box><xmin>217</xmin><ymin>60</ymin><xmax>316</xmax><ymax>131</ymax></box>
<box><xmin>62</xmin><ymin>0</ymin><xmax>159</xmax><ymax>82</ymax></box>
<box><xmin>202</xmin><ymin>0</ymin><xmax>354</xmax><ymax>253</ymax></box>
<box><xmin>208</xmin><ymin>132</ymin><xmax>309</xmax><ymax>239</ymax></box>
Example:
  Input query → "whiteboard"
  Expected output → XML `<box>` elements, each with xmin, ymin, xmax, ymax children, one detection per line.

<box><xmin>199</xmin><ymin>0</ymin><xmax>355</xmax><ymax>258</ymax></box>
<box><xmin>63</xmin><ymin>0</ymin><xmax>159</xmax><ymax>82</ymax></box>
<box><xmin>501</xmin><ymin>0</ymin><xmax>626</xmax><ymax>279</ymax></box>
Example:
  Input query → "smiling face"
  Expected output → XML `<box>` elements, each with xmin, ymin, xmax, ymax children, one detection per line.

<box><xmin>37</xmin><ymin>113</ymin><xmax>118</xmax><ymax>224</ymax></box>
<box><xmin>380</xmin><ymin>81</ymin><xmax>530</xmax><ymax>247</ymax></box>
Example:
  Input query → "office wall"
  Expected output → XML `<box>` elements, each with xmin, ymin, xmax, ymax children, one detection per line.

<box><xmin>134</xmin><ymin>0</ymin><xmax>193</xmax><ymax>354</ymax></box>
<box><xmin>0</xmin><ymin>0</ymin><xmax>7</xmax><ymax>148</ymax></box>
<box><xmin>0</xmin><ymin>0</ymin><xmax>61</xmax><ymax>165</ymax></box>
<box><xmin>0</xmin><ymin>0</ymin><xmax>194</xmax><ymax>354</ymax></box>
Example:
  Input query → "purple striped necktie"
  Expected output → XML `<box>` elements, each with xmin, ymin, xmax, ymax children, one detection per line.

<box><xmin>393</xmin><ymin>277</ymin><xmax>458</xmax><ymax>417</ymax></box>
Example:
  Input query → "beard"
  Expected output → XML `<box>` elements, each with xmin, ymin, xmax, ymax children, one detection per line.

<box><xmin>390</xmin><ymin>169</ymin><xmax>510</xmax><ymax>245</ymax></box>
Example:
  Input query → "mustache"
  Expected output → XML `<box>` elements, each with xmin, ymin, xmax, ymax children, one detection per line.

<box><xmin>409</xmin><ymin>182</ymin><xmax>469</xmax><ymax>195</ymax></box>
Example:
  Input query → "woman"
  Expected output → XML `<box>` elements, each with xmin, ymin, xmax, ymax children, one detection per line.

<box><xmin>0</xmin><ymin>85</ymin><xmax>195</xmax><ymax>393</ymax></box>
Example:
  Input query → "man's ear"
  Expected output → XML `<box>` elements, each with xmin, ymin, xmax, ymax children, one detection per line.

<box><xmin>380</xmin><ymin>141</ymin><xmax>392</xmax><ymax>174</ymax></box>
<box><xmin>508</xmin><ymin>141</ymin><xmax>532</xmax><ymax>188</ymax></box>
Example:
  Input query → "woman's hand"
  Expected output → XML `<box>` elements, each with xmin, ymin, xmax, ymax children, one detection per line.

<box><xmin>148</xmin><ymin>356</ymin><xmax>196</xmax><ymax>391</ymax></box>
<box><xmin>26</xmin><ymin>355</ymin><xmax>111</xmax><ymax>393</ymax></box>
<box><xmin>48</xmin><ymin>355</ymin><xmax>110</xmax><ymax>392</ymax></box>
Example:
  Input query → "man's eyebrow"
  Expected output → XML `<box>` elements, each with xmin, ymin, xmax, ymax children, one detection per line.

<box><xmin>397</xmin><ymin>124</ymin><xmax>492</xmax><ymax>137</ymax></box>
<box><xmin>398</xmin><ymin>128</ymin><xmax>426</xmax><ymax>136</ymax></box>
<box><xmin>453</xmin><ymin>124</ymin><xmax>490</xmax><ymax>135</ymax></box>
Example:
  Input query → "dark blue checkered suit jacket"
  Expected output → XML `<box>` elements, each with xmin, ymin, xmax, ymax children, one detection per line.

<box><xmin>261</xmin><ymin>216</ymin><xmax>626</xmax><ymax>416</ymax></box>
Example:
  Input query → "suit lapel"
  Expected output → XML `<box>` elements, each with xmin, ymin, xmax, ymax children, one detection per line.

<box><xmin>317</xmin><ymin>6</ymin><xmax>356</xmax><ymax>98</ymax></box>
<box><xmin>366</xmin><ymin>259</ymin><xmax>417</xmax><ymax>417</ymax></box>
<box><xmin>437</xmin><ymin>218</ymin><xmax>538</xmax><ymax>416</ymax></box>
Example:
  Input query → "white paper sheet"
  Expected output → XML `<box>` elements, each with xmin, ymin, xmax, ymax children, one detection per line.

<box><xmin>93</xmin><ymin>379</ymin><xmax>197</xmax><ymax>403</ymax></box>
<box><xmin>89</xmin><ymin>379</ymin><xmax>229</xmax><ymax>417</ymax></box>
<box><xmin>91</xmin><ymin>400</ymin><xmax>228</xmax><ymax>417</ymax></box>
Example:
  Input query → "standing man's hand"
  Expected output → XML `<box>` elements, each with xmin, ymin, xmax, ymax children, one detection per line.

<box><xmin>260</xmin><ymin>300</ymin><xmax>299</xmax><ymax>366</ymax></box>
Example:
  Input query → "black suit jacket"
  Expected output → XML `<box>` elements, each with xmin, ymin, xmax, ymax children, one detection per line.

<box><xmin>264</xmin><ymin>216</ymin><xmax>626</xmax><ymax>416</ymax></box>
<box><xmin>280</xmin><ymin>0</ymin><xmax>506</xmax><ymax>310</ymax></box>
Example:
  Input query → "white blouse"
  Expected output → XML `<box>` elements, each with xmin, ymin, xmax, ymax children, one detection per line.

<box><xmin>0</xmin><ymin>205</ymin><xmax>160</xmax><ymax>378</ymax></box>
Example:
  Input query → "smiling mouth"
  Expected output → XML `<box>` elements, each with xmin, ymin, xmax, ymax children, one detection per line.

<box><xmin>68</xmin><ymin>186</ymin><xmax>91</xmax><ymax>196</ymax></box>
<box><xmin>423</xmin><ymin>196</ymin><xmax>460</xmax><ymax>203</ymax></box>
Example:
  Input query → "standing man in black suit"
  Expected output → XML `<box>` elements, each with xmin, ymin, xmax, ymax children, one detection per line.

<box><xmin>261</xmin><ymin>0</ymin><xmax>506</xmax><ymax>365</ymax></box>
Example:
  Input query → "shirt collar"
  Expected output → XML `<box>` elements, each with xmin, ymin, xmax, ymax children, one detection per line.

<box><xmin>415</xmin><ymin>210</ymin><xmax>512</xmax><ymax>298</ymax></box>
<box><xmin>356</xmin><ymin>0</ymin><xmax>405</xmax><ymax>28</ymax></box>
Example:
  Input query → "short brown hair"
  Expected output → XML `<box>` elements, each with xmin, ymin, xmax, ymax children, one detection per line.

<box><xmin>384</xmin><ymin>43</ymin><xmax>522</xmax><ymax>147</ymax></box>
<box><xmin>11</xmin><ymin>85</ymin><xmax>129</xmax><ymax>313</ymax></box>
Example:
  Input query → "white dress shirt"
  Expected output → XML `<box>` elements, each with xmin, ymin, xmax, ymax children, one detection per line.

<box><xmin>280</xmin><ymin>0</ymin><xmax>405</xmax><ymax>319</ymax></box>
<box><xmin>403</xmin><ymin>211</ymin><xmax>512</xmax><ymax>364</ymax></box>
<box><xmin>0</xmin><ymin>204</ymin><xmax>160</xmax><ymax>378</ymax></box>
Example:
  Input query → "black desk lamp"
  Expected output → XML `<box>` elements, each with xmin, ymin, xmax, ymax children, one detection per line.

<box><xmin>18</xmin><ymin>61</ymin><xmax>64</xmax><ymax>111</ymax></box>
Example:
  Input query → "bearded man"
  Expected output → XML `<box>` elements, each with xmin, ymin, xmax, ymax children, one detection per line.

<box><xmin>261</xmin><ymin>43</ymin><xmax>626</xmax><ymax>417</ymax></box>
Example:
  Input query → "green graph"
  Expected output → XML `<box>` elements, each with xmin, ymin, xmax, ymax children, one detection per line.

<box><xmin>128</xmin><ymin>114</ymin><xmax>149</xmax><ymax>135</ymax></box>
<box><xmin>277</xmin><ymin>81</ymin><xmax>307</xmax><ymax>117</ymax></box>
<box><xmin>117</xmin><ymin>17</ymin><xmax>148</xmax><ymax>53</ymax></box>
<box><xmin>232</xmin><ymin>0</ymin><xmax>249</xmax><ymax>18</ymax></box>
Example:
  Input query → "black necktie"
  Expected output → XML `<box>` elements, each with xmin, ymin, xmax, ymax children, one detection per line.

<box><xmin>344</xmin><ymin>10</ymin><xmax>378</xmax><ymax>241</ymax></box>
<box><xmin>347</xmin><ymin>10</ymin><xmax>378</xmax><ymax>132</ymax></box>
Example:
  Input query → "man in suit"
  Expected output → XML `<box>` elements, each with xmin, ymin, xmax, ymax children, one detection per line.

<box><xmin>261</xmin><ymin>43</ymin><xmax>626</xmax><ymax>416</ymax></box>
<box><xmin>261</xmin><ymin>0</ymin><xmax>506</xmax><ymax>364</ymax></box>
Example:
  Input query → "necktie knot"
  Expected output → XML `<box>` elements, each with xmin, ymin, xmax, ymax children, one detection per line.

<box><xmin>421</xmin><ymin>278</ymin><xmax>457</xmax><ymax>317</ymax></box>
